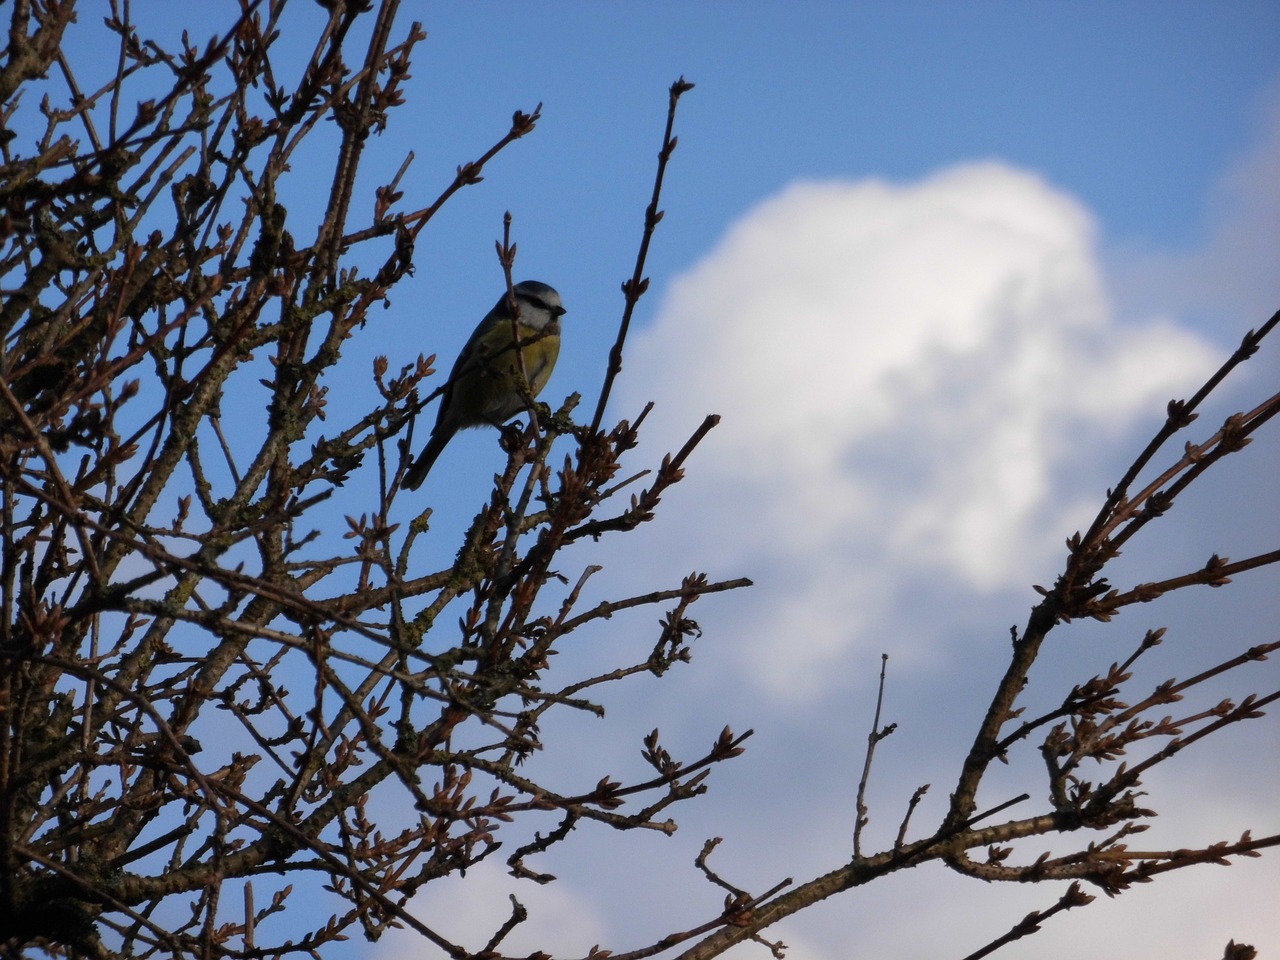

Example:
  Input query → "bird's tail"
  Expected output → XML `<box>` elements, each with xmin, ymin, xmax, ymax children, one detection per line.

<box><xmin>401</xmin><ymin>431</ymin><xmax>450</xmax><ymax>490</ymax></box>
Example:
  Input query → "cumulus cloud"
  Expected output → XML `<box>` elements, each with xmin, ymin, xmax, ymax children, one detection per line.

<box><xmin>617</xmin><ymin>161</ymin><xmax>1217</xmax><ymax>698</ymax></box>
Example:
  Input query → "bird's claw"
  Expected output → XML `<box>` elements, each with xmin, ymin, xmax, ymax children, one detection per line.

<box><xmin>498</xmin><ymin>421</ymin><xmax>525</xmax><ymax>453</ymax></box>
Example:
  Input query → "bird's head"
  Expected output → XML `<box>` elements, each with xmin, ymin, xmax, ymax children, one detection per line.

<box><xmin>510</xmin><ymin>280</ymin><xmax>566</xmax><ymax>331</ymax></box>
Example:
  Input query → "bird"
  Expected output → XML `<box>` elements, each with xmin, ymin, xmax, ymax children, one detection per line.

<box><xmin>402</xmin><ymin>280</ymin><xmax>566</xmax><ymax>489</ymax></box>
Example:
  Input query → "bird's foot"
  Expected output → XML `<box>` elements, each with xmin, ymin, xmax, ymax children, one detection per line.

<box><xmin>498</xmin><ymin>421</ymin><xmax>525</xmax><ymax>453</ymax></box>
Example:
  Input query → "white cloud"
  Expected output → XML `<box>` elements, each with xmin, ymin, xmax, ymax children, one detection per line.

<box><xmin>532</xmin><ymin>113</ymin><xmax>1275</xmax><ymax>960</ymax></box>
<box><xmin>618</xmin><ymin>161</ymin><xmax>1217</xmax><ymax>699</ymax></box>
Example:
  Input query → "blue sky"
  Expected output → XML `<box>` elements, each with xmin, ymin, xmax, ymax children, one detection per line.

<box><xmin>370</xmin><ymin>4</ymin><xmax>1280</xmax><ymax>958</ymax></box>
<box><xmin>371</xmin><ymin>2</ymin><xmax>1280</xmax><ymax>468</ymax></box>
<box><xmin>405</xmin><ymin>2</ymin><xmax>1278</xmax><ymax>248</ymax></box>
<box><xmin>47</xmin><ymin>3</ymin><xmax>1280</xmax><ymax>958</ymax></box>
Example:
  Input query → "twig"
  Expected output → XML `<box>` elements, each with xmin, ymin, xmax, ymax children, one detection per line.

<box><xmin>854</xmin><ymin>653</ymin><xmax>896</xmax><ymax>857</ymax></box>
<box><xmin>590</xmin><ymin>77</ymin><xmax>695</xmax><ymax>435</ymax></box>
<box><xmin>894</xmin><ymin>785</ymin><xmax>930</xmax><ymax>854</ymax></box>
<box><xmin>959</xmin><ymin>882</ymin><xmax>1095</xmax><ymax>960</ymax></box>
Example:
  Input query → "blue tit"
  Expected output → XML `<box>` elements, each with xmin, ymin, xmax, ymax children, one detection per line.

<box><xmin>402</xmin><ymin>280</ymin><xmax>566</xmax><ymax>489</ymax></box>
